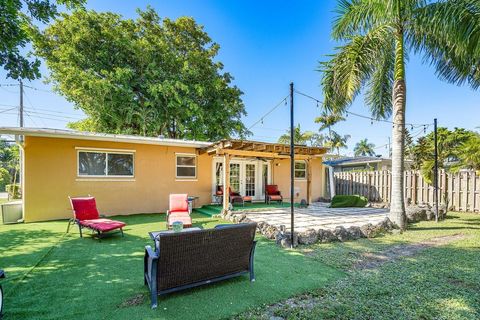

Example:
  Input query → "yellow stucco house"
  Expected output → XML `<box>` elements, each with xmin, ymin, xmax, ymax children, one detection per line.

<box><xmin>0</xmin><ymin>127</ymin><xmax>328</xmax><ymax>222</ymax></box>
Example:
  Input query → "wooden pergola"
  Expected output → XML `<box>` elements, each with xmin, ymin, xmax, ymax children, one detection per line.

<box><xmin>201</xmin><ymin>140</ymin><xmax>328</xmax><ymax>212</ymax></box>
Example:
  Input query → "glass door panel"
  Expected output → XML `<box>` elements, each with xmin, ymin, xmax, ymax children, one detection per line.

<box><xmin>245</xmin><ymin>164</ymin><xmax>256</xmax><ymax>197</ymax></box>
<box><xmin>230</xmin><ymin>163</ymin><xmax>240</xmax><ymax>193</ymax></box>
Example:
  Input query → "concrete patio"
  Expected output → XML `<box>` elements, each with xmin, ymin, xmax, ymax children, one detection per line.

<box><xmin>243</xmin><ymin>202</ymin><xmax>389</xmax><ymax>232</ymax></box>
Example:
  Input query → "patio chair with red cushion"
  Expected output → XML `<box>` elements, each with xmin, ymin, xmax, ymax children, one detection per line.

<box><xmin>68</xmin><ymin>196</ymin><xmax>126</xmax><ymax>239</ymax></box>
<box><xmin>217</xmin><ymin>186</ymin><xmax>244</xmax><ymax>206</ymax></box>
<box><xmin>166</xmin><ymin>194</ymin><xmax>192</xmax><ymax>229</ymax></box>
<box><xmin>266</xmin><ymin>185</ymin><xmax>283</xmax><ymax>204</ymax></box>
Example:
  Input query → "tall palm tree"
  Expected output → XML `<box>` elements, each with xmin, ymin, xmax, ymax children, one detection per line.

<box><xmin>354</xmin><ymin>139</ymin><xmax>376</xmax><ymax>156</ymax></box>
<box><xmin>278</xmin><ymin>124</ymin><xmax>315</xmax><ymax>145</ymax></box>
<box><xmin>321</xmin><ymin>0</ymin><xmax>480</xmax><ymax>229</ymax></box>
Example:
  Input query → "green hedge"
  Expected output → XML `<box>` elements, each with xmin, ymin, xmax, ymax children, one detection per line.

<box><xmin>330</xmin><ymin>195</ymin><xmax>368</xmax><ymax>208</ymax></box>
<box><xmin>6</xmin><ymin>184</ymin><xmax>21</xmax><ymax>199</ymax></box>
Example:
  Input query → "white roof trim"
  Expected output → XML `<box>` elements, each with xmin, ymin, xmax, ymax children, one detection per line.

<box><xmin>0</xmin><ymin>127</ymin><xmax>212</xmax><ymax>148</ymax></box>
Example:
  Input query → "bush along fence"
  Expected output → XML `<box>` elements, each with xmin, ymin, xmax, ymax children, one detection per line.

<box><xmin>334</xmin><ymin>170</ymin><xmax>480</xmax><ymax>212</ymax></box>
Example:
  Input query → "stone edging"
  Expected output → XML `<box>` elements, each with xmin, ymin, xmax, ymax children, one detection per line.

<box><xmin>221</xmin><ymin>210</ymin><xmax>397</xmax><ymax>248</ymax></box>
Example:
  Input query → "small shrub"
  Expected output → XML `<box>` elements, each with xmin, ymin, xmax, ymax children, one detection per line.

<box><xmin>6</xmin><ymin>183</ymin><xmax>21</xmax><ymax>199</ymax></box>
<box><xmin>330</xmin><ymin>195</ymin><xmax>368</xmax><ymax>208</ymax></box>
<box><xmin>0</xmin><ymin>167</ymin><xmax>11</xmax><ymax>191</ymax></box>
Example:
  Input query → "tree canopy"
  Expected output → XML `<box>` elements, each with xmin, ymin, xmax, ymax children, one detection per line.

<box><xmin>410</xmin><ymin>127</ymin><xmax>478</xmax><ymax>182</ymax></box>
<box><xmin>0</xmin><ymin>0</ymin><xmax>84</xmax><ymax>80</ymax></box>
<box><xmin>33</xmin><ymin>8</ymin><xmax>248</xmax><ymax>141</ymax></box>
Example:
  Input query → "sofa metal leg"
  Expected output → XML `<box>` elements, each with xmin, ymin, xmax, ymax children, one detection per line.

<box><xmin>78</xmin><ymin>225</ymin><xmax>83</xmax><ymax>238</ymax></box>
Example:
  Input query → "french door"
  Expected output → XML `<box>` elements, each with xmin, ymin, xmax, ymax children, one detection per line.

<box><xmin>213</xmin><ymin>159</ymin><xmax>271</xmax><ymax>201</ymax></box>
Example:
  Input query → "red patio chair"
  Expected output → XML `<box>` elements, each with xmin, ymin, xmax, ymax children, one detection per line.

<box><xmin>217</xmin><ymin>186</ymin><xmax>244</xmax><ymax>206</ymax></box>
<box><xmin>266</xmin><ymin>185</ymin><xmax>283</xmax><ymax>204</ymax></box>
<box><xmin>67</xmin><ymin>196</ymin><xmax>126</xmax><ymax>239</ymax></box>
<box><xmin>166</xmin><ymin>194</ymin><xmax>192</xmax><ymax>229</ymax></box>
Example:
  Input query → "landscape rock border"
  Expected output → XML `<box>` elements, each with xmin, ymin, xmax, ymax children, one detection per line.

<box><xmin>221</xmin><ymin>210</ymin><xmax>397</xmax><ymax>248</ymax></box>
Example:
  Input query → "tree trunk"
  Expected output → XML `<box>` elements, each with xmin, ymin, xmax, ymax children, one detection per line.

<box><xmin>389</xmin><ymin>29</ymin><xmax>407</xmax><ymax>229</ymax></box>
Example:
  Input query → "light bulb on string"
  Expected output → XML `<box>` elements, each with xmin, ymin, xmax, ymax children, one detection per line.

<box><xmin>423</xmin><ymin>125</ymin><xmax>426</xmax><ymax>134</ymax></box>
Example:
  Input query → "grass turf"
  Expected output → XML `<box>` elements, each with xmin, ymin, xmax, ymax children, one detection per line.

<box><xmin>0</xmin><ymin>212</ymin><xmax>342</xmax><ymax>320</ymax></box>
<box><xmin>236</xmin><ymin>212</ymin><xmax>480</xmax><ymax>320</ymax></box>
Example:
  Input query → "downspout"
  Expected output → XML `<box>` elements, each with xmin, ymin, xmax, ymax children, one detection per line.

<box><xmin>14</xmin><ymin>134</ymin><xmax>25</xmax><ymax>223</ymax></box>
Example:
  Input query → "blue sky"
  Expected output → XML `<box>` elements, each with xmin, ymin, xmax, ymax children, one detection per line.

<box><xmin>1</xmin><ymin>0</ymin><xmax>479</xmax><ymax>156</ymax></box>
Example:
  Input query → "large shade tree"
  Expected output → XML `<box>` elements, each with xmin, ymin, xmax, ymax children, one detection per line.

<box><xmin>320</xmin><ymin>0</ymin><xmax>480</xmax><ymax>229</ymax></box>
<box><xmin>0</xmin><ymin>0</ymin><xmax>84</xmax><ymax>80</ymax></box>
<box><xmin>33</xmin><ymin>8</ymin><xmax>248</xmax><ymax>141</ymax></box>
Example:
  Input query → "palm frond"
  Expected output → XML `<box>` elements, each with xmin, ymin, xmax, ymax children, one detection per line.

<box><xmin>364</xmin><ymin>38</ymin><xmax>395</xmax><ymax>119</ymax></box>
<box><xmin>320</xmin><ymin>24</ymin><xmax>393</xmax><ymax>114</ymax></box>
<box><xmin>408</xmin><ymin>0</ymin><xmax>480</xmax><ymax>89</ymax></box>
<box><xmin>332</xmin><ymin>0</ymin><xmax>389</xmax><ymax>39</ymax></box>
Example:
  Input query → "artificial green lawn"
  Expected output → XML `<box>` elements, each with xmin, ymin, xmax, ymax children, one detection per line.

<box><xmin>236</xmin><ymin>212</ymin><xmax>480</xmax><ymax>320</ymax></box>
<box><xmin>0</xmin><ymin>213</ymin><xmax>342</xmax><ymax>320</ymax></box>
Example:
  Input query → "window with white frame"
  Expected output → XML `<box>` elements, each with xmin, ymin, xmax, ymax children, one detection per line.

<box><xmin>78</xmin><ymin>150</ymin><xmax>134</xmax><ymax>177</ymax></box>
<box><xmin>294</xmin><ymin>161</ymin><xmax>307</xmax><ymax>179</ymax></box>
<box><xmin>176</xmin><ymin>154</ymin><xmax>197</xmax><ymax>178</ymax></box>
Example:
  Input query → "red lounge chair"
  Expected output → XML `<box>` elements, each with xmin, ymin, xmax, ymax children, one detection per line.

<box><xmin>166</xmin><ymin>194</ymin><xmax>192</xmax><ymax>229</ymax></box>
<box><xmin>217</xmin><ymin>186</ymin><xmax>244</xmax><ymax>206</ymax></box>
<box><xmin>266</xmin><ymin>185</ymin><xmax>283</xmax><ymax>204</ymax></box>
<box><xmin>67</xmin><ymin>196</ymin><xmax>126</xmax><ymax>239</ymax></box>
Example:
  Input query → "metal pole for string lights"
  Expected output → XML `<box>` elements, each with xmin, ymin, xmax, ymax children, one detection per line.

<box><xmin>289</xmin><ymin>82</ymin><xmax>295</xmax><ymax>248</ymax></box>
<box><xmin>434</xmin><ymin>118</ymin><xmax>439</xmax><ymax>222</ymax></box>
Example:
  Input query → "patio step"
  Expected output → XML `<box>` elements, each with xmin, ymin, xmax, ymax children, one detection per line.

<box><xmin>193</xmin><ymin>205</ymin><xmax>222</xmax><ymax>217</ymax></box>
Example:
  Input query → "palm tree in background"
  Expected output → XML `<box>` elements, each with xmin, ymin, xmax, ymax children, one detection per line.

<box><xmin>354</xmin><ymin>139</ymin><xmax>376</xmax><ymax>156</ymax></box>
<box><xmin>325</xmin><ymin>131</ymin><xmax>351</xmax><ymax>155</ymax></box>
<box><xmin>320</xmin><ymin>0</ymin><xmax>480</xmax><ymax>229</ymax></box>
<box><xmin>278</xmin><ymin>124</ymin><xmax>316</xmax><ymax>145</ymax></box>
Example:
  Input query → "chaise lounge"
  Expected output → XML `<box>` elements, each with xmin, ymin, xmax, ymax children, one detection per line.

<box><xmin>68</xmin><ymin>196</ymin><xmax>126</xmax><ymax>239</ymax></box>
<box><xmin>144</xmin><ymin>223</ymin><xmax>257</xmax><ymax>308</ymax></box>
<box><xmin>166</xmin><ymin>194</ymin><xmax>192</xmax><ymax>229</ymax></box>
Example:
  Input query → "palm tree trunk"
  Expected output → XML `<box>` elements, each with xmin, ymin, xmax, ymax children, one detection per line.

<box><xmin>389</xmin><ymin>29</ymin><xmax>407</xmax><ymax>230</ymax></box>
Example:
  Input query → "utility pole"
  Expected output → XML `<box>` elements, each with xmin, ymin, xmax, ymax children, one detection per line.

<box><xmin>388</xmin><ymin>136</ymin><xmax>392</xmax><ymax>158</ymax></box>
<box><xmin>433</xmin><ymin>118</ymin><xmax>439</xmax><ymax>222</ymax></box>
<box><xmin>289</xmin><ymin>82</ymin><xmax>295</xmax><ymax>248</ymax></box>
<box><xmin>19</xmin><ymin>79</ymin><xmax>24</xmax><ymax>128</ymax></box>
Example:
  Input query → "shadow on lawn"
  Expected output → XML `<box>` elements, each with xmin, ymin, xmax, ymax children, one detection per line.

<box><xmin>3</xmin><ymin>222</ymin><xmax>342</xmax><ymax>320</ymax></box>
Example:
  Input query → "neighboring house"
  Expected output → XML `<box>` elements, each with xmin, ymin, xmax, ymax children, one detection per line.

<box><xmin>323</xmin><ymin>156</ymin><xmax>409</xmax><ymax>172</ymax></box>
<box><xmin>0</xmin><ymin>127</ymin><xmax>328</xmax><ymax>222</ymax></box>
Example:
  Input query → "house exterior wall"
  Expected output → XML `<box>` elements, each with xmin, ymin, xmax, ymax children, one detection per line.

<box><xmin>23</xmin><ymin>136</ymin><xmax>213</xmax><ymax>222</ymax></box>
<box><xmin>22</xmin><ymin>136</ymin><xmax>327</xmax><ymax>222</ymax></box>
<box><xmin>271</xmin><ymin>158</ymin><xmax>326</xmax><ymax>202</ymax></box>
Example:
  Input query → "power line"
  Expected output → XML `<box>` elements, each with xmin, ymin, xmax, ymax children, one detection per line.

<box><xmin>294</xmin><ymin>89</ymin><xmax>432</xmax><ymax>127</ymax></box>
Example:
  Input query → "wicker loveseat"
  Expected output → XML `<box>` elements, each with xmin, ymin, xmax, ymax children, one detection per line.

<box><xmin>144</xmin><ymin>223</ymin><xmax>257</xmax><ymax>308</ymax></box>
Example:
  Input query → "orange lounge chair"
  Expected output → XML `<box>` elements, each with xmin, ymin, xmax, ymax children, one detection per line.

<box><xmin>166</xmin><ymin>194</ymin><xmax>192</xmax><ymax>229</ymax></box>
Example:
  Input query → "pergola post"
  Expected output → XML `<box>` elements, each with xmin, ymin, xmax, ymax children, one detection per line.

<box><xmin>306</xmin><ymin>159</ymin><xmax>312</xmax><ymax>205</ymax></box>
<box><xmin>223</xmin><ymin>154</ymin><xmax>231</xmax><ymax>212</ymax></box>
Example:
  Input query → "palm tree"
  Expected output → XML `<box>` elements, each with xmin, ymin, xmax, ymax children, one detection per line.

<box><xmin>320</xmin><ymin>0</ymin><xmax>480</xmax><ymax>229</ymax></box>
<box><xmin>278</xmin><ymin>124</ymin><xmax>315</xmax><ymax>145</ymax></box>
<box><xmin>315</xmin><ymin>111</ymin><xmax>345</xmax><ymax>138</ymax></box>
<box><xmin>325</xmin><ymin>131</ymin><xmax>351</xmax><ymax>155</ymax></box>
<box><xmin>354</xmin><ymin>139</ymin><xmax>376</xmax><ymax>156</ymax></box>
